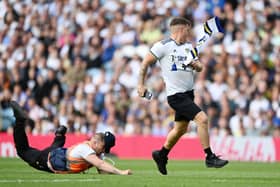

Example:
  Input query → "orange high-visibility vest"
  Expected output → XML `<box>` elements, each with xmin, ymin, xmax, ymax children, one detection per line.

<box><xmin>66</xmin><ymin>141</ymin><xmax>93</xmax><ymax>173</ymax></box>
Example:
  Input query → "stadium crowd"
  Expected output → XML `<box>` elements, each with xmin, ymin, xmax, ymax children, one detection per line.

<box><xmin>0</xmin><ymin>0</ymin><xmax>279</xmax><ymax>138</ymax></box>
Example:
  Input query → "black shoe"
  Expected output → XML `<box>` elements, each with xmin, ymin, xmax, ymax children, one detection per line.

<box><xmin>55</xmin><ymin>126</ymin><xmax>67</xmax><ymax>136</ymax></box>
<box><xmin>10</xmin><ymin>101</ymin><xmax>28</xmax><ymax>123</ymax></box>
<box><xmin>152</xmin><ymin>150</ymin><xmax>168</xmax><ymax>175</ymax></box>
<box><xmin>206</xmin><ymin>154</ymin><xmax>228</xmax><ymax>168</ymax></box>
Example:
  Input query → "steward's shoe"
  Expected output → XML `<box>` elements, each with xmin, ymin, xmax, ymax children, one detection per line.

<box><xmin>10</xmin><ymin>101</ymin><xmax>28</xmax><ymax>123</ymax></box>
<box><xmin>55</xmin><ymin>126</ymin><xmax>67</xmax><ymax>136</ymax></box>
<box><xmin>152</xmin><ymin>150</ymin><xmax>168</xmax><ymax>175</ymax></box>
<box><xmin>206</xmin><ymin>154</ymin><xmax>228</xmax><ymax>168</ymax></box>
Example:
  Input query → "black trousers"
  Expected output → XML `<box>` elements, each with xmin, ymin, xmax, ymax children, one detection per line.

<box><xmin>13</xmin><ymin>120</ymin><xmax>65</xmax><ymax>173</ymax></box>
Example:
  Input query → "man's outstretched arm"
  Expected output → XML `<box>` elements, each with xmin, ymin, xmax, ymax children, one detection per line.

<box><xmin>85</xmin><ymin>154</ymin><xmax>132</xmax><ymax>175</ymax></box>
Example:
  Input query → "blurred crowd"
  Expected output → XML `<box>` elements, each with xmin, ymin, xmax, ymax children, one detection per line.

<box><xmin>0</xmin><ymin>0</ymin><xmax>280</xmax><ymax>138</ymax></box>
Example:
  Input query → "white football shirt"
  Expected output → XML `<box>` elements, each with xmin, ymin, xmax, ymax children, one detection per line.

<box><xmin>150</xmin><ymin>38</ymin><xmax>196</xmax><ymax>96</ymax></box>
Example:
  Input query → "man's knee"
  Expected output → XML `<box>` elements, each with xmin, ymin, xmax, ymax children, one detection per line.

<box><xmin>193</xmin><ymin>111</ymin><xmax>208</xmax><ymax>125</ymax></box>
<box><xmin>16</xmin><ymin>149</ymin><xmax>28</xmax><ymax>161</ymax></box>
<box><xmin>16</xmin><ymin>148</ymin><xmax>40</xmax><ymax>165</ymax></box>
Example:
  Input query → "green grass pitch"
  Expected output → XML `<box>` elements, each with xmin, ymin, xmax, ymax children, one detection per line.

<box><xmin>0</xmin><ymin>158</ymin><xmax>279</xmax><ymax>187</ymax></box>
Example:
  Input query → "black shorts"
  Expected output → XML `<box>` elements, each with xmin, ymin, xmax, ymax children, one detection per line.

<box><xmin>167</xmin><ymin>90</ymin><xmax>201</xmax><ymax>122</ymax></box>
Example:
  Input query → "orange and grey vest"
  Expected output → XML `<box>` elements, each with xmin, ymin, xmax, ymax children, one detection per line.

<box><xmin>66</xmin><ymin>141</ymin><xmax>93</xmax><ymax>173</ymax></box>
<box><xmin>48</xmin><ymin>141</ymin><xmax>93</xmax><ymax>174</ymax></box>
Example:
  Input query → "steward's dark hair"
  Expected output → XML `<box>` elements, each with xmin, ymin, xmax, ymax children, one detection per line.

<box><xmin>170</xmin><ymin>17</ymin><xmax>192</xmax><ymax>27</ymax></box>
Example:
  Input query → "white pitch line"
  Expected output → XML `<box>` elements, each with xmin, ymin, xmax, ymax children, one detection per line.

<box><xmin>211</xmin><ymin>179</ymin><xmax>227</xmax><ymax>183</ymax></box>
<box><xmin>0</xmin><ymin>179</ymin><xmax>101</xmax><ymax>183</ymax></box>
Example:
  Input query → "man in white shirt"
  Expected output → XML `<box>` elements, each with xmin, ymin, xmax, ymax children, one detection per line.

<box><xmin>138</xmin><ymin>17</ymin><xmax>228</xmax><ymax>175</ymax></box>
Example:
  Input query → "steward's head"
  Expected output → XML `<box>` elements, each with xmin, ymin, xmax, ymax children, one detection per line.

<box><xmin>92</xmin><ymin>132</ymin><xmax>115</xmax><ymax>154</ymax></box>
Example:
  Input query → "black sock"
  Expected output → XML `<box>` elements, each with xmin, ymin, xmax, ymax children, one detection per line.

<box><xmin>204</xmin><ymin>147</ymin><xmax>213</xmax><ymax>157</ymax></box>
<box><xmin>159</xmin><ymin>146</ymin><xmax>170</xmax><ymax>157</ymax></box>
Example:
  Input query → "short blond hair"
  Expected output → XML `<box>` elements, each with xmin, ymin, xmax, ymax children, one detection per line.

<box><xmin>93</xmin><ymin>133</ymin><xmax>105</xmax><ymax>143</ymax></box>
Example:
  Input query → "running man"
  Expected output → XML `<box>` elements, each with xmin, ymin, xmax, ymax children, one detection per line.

<box><xmin>137</xmin><ymin>17</ymin><xmax>228</xmax><ymax>175</ymax></box>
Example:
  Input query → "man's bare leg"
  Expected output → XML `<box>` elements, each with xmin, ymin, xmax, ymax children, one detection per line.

<box><xmin>193</xmin><ymin>111</ymin><xmax>228</xmax><ymax>168</ymax></box>
<box><xmin>163</xmin><ymin>121</ymin><xmax>188</xmax><ymax>149</ymax></box>
<box><xmin>193</xmin><ymin>111</ymin><xmax>210</xmax><ymax>149</ymax></box>
<box><xmin>152</xmin><ymin>121</ymin><xmax>188</xmax><ymax>175</ymax></box>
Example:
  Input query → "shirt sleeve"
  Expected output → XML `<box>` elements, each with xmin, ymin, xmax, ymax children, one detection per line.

<box><xmin>150</xmin><ymin>41</ymin><xmax>164</xmax><ymax>60</ymax></box>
